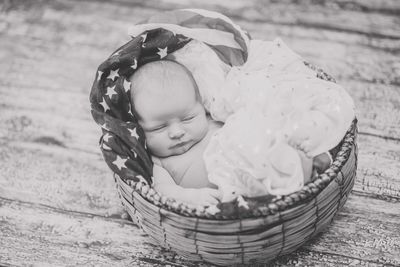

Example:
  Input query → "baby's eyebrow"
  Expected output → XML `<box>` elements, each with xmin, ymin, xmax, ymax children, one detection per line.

<box><xmin>182</xmin><ymin>113</ymin><xmax>196</xmax><ymax>119</ymax></box>
<box><xmin>145</xmin><ymin>122</ymin><xmax>166</xmax><ymax>129</ymax></box>
<box><xmin>182</xmin><ymin>111</ymin><xmax>195</xmax><ymax>117</ymax></box>
<box><xmin>182</xmin><ymin>106</ymin><xmax>199</xmax><ymax>116</ymax></box>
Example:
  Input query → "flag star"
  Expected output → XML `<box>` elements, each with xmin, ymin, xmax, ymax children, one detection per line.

<box><xmin>107</xmin><ymin>69</ymin><xmax>119</xmax><ymax>81</ymax></box>
<box><xmin>105</xmin><ymin>85</ymin><xmax>117</xmax><ymax>98</ymax></box>
<box><xmin>97</xmin><ymin>70</ymin><xmax>103</xmax><ymax>81</ymax></box>
<box><xmin>126</xmin><ymin>100</ymin><xmax>132</xmax><ymax>112</ymax></box>
<box><xmin>205</xmin><ymin>205</ymin><xmax>220</xmax><ymax>215</ymax></box>
<box><xmin>101</xmin><ymin>123</ymin><xmax>108</xmax><ymax>130</ymax></box>
<box><xmin>136</xmin><ymin>175</ymin><xmax>147</xmax><ymax>184</ymax></box>
<box><xmin>130</xmin><ymin>58</ymin><xmax>138</xmax><ymax>70</ymax></box>
<box><xmin>127</xmin><ymin>103</ymin><xmax>133</xmax><ymax>115</ymax></box>
<box><xmin>113</xmin><ymin>155</ymin><xmax>127</xmax><ymax>171</ymax></box>
<box><xmin>237</xmin><ymin>195</ymin><xmax>249</xmax><ymax>209</ymax></box>
<box><xmin>140</xmin><ymin>33</ymin><xmax>147</xmax><ymax>42</ymax></box>
<box><xmin>123</xmin><ymin>79</ymin><xmax>131</xmax><ymax>92</ymax></box>
<box><xmin>101</xmin><ymin>142</ymin><xmax>112</xmax><ymax>151</ymax></box>
<box><xmin>99</xmin><ymin>98</ymin><xmax>109</xmax><ymax>112</ymax></box>
<box><xmin>103</xmin><ymin>133</ymin><xmax>111</xmax><ymax>142</ymax></box>
<box><xmin>157</xmin><ymin>47</ymin><xmax>168</xmax><ymax>59</ymax></box>
<box><xmin>128</xmin><ymin>128</ymin><xmax>140</xmax><ymax>139</ymax></box>
<box><xmin>127</xmin><ymin>106</ymin><xmax>133</xmax><ymax>116</ymax></box>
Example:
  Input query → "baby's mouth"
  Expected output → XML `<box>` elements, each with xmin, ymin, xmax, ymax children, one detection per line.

<box><xmin>171</xmin><ymin>141</ymin><xmax>190</xmax><ymax>149</ymax></box>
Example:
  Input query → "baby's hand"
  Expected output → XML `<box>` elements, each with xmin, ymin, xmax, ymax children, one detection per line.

<box><xmin>190</xmin><ymin>188</ymin><xmax>221</xmax><ymax>206</ymax></box>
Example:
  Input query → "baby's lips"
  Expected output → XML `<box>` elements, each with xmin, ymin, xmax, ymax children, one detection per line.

<box><xmin>170</xmin><ymin>140</ymin><xmax>189</xmax><ymax>149</ymax></box>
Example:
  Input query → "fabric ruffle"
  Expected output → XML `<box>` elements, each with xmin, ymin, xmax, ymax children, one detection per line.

<box><xmin>204</xmin><ymin>108</ymin><xmax>305</xmax><ymax>201</ymax></box>
<box><xmin>171</xmin><ymin>37</ymin><xmax>355</xmax><ymax>200</ymax></box>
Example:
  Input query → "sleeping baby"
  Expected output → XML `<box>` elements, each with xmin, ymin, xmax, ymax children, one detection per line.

<box><xmin>130</xmin><ymin>60</ymin><xmax>222</xmax><ymax>205</ymax></box>
<box><xmin>130</xmin><ymin>59</ymin><xmax>333</xmax><ymax>205</ymax></box>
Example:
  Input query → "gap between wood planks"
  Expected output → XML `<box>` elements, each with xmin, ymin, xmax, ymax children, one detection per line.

<box><xmin>359</xmin><ymin>131</ymin><xmax>400</xmax><ymax>142</ymax></box>
<box><xmin>3</xmin><ymin>0</ymin><xmax>400</xmax><ymax>43</ymax></box>
<box><xmin>2</xmin><ymin>125</ymin><xmax>399</xmax><ymax>210</ymax></box>
<box><xmin>4</xmin><ymin>138</ymin><xmax>400</xmax><ymax>206</ymax></box>
<box><xmin>0</xmin><ymin>196</ymin><xmax>134</xmax><ymax>224</ymax></box>
<box><xmin>67</xmin><ymin>0</ymin><xmax>400</xmax><ymax>18</ymax></box>
<box><xmin>295</xmin><ymin>248</ymin><xmax>399</xmax><ymax>267</ymax></box>
<box><xmin>9</xmin><ymin>129</ymin><xmax>400</xmax><ymax>155</ymax></box>
<box><xmin>1</xmin><ymin>195</ymin><xmax>398</xmax><ymax>267</ymax></box>
<box><xmin>1</xmin><ymin>2</ymin><xmax>398</xmax><ymax>266</ymax></box>
<box><xmin>352</xmin><ymin>190</ymin><xmax>400</xmax><ymax>202</ymax></box>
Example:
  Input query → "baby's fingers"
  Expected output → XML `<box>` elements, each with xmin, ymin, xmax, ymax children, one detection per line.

<box><xmin>203</xmin><ymin>188</ymin><xmax>222</xmax><ymax>200</ymax></box>
<box><xmin>198</xmin><ymin>189</ymin><xmax>220</xmax><ymax>205</ymax></box>
<box><xmin>203</xmin><ymin>196</ymin><xmax>219</xmax><ymax>206</ymax></box>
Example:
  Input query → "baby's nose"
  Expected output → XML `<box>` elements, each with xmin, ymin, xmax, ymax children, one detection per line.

<box><xmin>168</xmin><ymin>123</ymin><xmax>185</xmax><ymax>139</ymax></box>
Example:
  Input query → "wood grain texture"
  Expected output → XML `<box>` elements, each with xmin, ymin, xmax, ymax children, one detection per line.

<box><xmin>356</xmin><ymin>135</ymin><xmax>400</xmax><ymax>200</ymax></box>
<box><xmin>0</xmin><ymin>197</ymin><xmax>196</xmax><ymax>267</ymax></box>
<box><xmin>1</xmin><ymin>0</ymin><xmax>399</xmax><ymax>140</ymax></box>
<box><xmin>0</xmin><ymin>193</ymin><xmax>398</xmax><ymax>267</ymax></box>
<box><xmin>0</xmin><ymin>0</ymin><xmax>399</xmax><ymax>266</ymax></box>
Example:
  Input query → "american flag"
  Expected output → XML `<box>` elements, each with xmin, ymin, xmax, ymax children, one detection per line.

<box><xmin>89</xmin><ymin>9</ymin><xmax>250</xmax><ymax>185</ymax></box>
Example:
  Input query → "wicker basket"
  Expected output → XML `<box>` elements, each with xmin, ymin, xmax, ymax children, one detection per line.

<box><xmin>87</xmin><ymin>10</ymin><xmax>357</xmax><ymax>264</ymax></box>
<box><xmin>114</xmin><ymin>118</ymin><xmax>357</xmax><ymax>266</ymax></box>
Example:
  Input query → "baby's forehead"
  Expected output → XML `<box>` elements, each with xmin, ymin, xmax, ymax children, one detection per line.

<box><xmin>130</xmin><ymin>61</ymin><xmax>198</xmax><ymax>99</ymax></box>
<box><xmin>154</xmin><ymin>61</ymin><xmax>188</xmax><ymax>75</ymax></box>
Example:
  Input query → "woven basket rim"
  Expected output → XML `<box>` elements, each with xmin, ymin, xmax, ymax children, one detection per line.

<box><xmin>118</xmin><ymin>118</ymin><xmax>357</xmax><ymax>219</ymax></box>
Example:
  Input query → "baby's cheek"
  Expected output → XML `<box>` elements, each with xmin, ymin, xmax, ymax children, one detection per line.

<box><xmin>145</xmin><ymin>133</ymin><xmax>158</xmax><ymax>147</ymax></box>
<box><xmin>146</xmin><ymin>133</ymin><xmax>167</xmax><ymax>152</ymax></box>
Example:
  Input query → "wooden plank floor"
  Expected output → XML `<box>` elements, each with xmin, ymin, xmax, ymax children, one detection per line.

<box><xmin>0</xmin><ymin>0</ymin><xmax>399</xmax><ymax>266</ymax></box>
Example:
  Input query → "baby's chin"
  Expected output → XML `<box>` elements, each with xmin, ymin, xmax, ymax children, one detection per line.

<box><xmin>171</xmin><ymin>142</ymin><xmax>193</xmax><ymax>155</ymax></box>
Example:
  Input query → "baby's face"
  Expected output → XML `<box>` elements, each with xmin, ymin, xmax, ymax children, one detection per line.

<box><xmin>134</xmin><ymin>73</ymin><xmax>209</xmax><ymax>158</ymax></box>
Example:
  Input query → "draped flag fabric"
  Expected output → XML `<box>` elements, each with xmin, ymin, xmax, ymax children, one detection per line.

<box><xmin>89</xmin><ymin>9</ymin><xmax>250</xmax><ymax>185</ymax></box>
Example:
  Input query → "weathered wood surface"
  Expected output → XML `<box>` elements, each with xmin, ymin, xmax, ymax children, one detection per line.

<box><xmin>0</xmin><ymin>0</ymin><xmax>399</xmax><ymax>266</ymax></box>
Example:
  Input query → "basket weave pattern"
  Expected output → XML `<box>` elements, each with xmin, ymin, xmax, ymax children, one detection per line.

<box><xmin>114</xmin><ymin>120</ymin><xmax>357</xmax><ymax>265</ymax></box>
<box><xmin>113</xmin><ymin>64</ymin><xmax>358</xmax><ymax>265</ymax></box>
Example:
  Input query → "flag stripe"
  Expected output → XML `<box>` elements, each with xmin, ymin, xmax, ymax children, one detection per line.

<box><xmin>182</xmin><ymin>8</ymin><xmax>249</xmax><ymax>46</ymax></box>
<box><xmin>129</xmin><ymin>23</ymin><xmax>242</xmax><ymax>49</ymax></box>
<box><xmin>129</xmin><ymin>9</ymin><xmax>249</xmax><ymax>65</ymax></box>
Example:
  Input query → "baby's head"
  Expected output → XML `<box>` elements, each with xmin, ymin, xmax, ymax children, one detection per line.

<box><xmin>130</xmin><ymin>60</ymin><xmax>209</xmax><ymax>158</ymax></box>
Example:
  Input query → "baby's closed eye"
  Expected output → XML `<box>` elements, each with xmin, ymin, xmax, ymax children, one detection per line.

<box><xmin>182</xmin><ymin>115</ymin><xmax>196</xmax><ymax>122</ymax></box>
<box><xmin>147</xmin><ymin>124</ymin><xmax>167</xmax><ymax>132</ymax></box>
